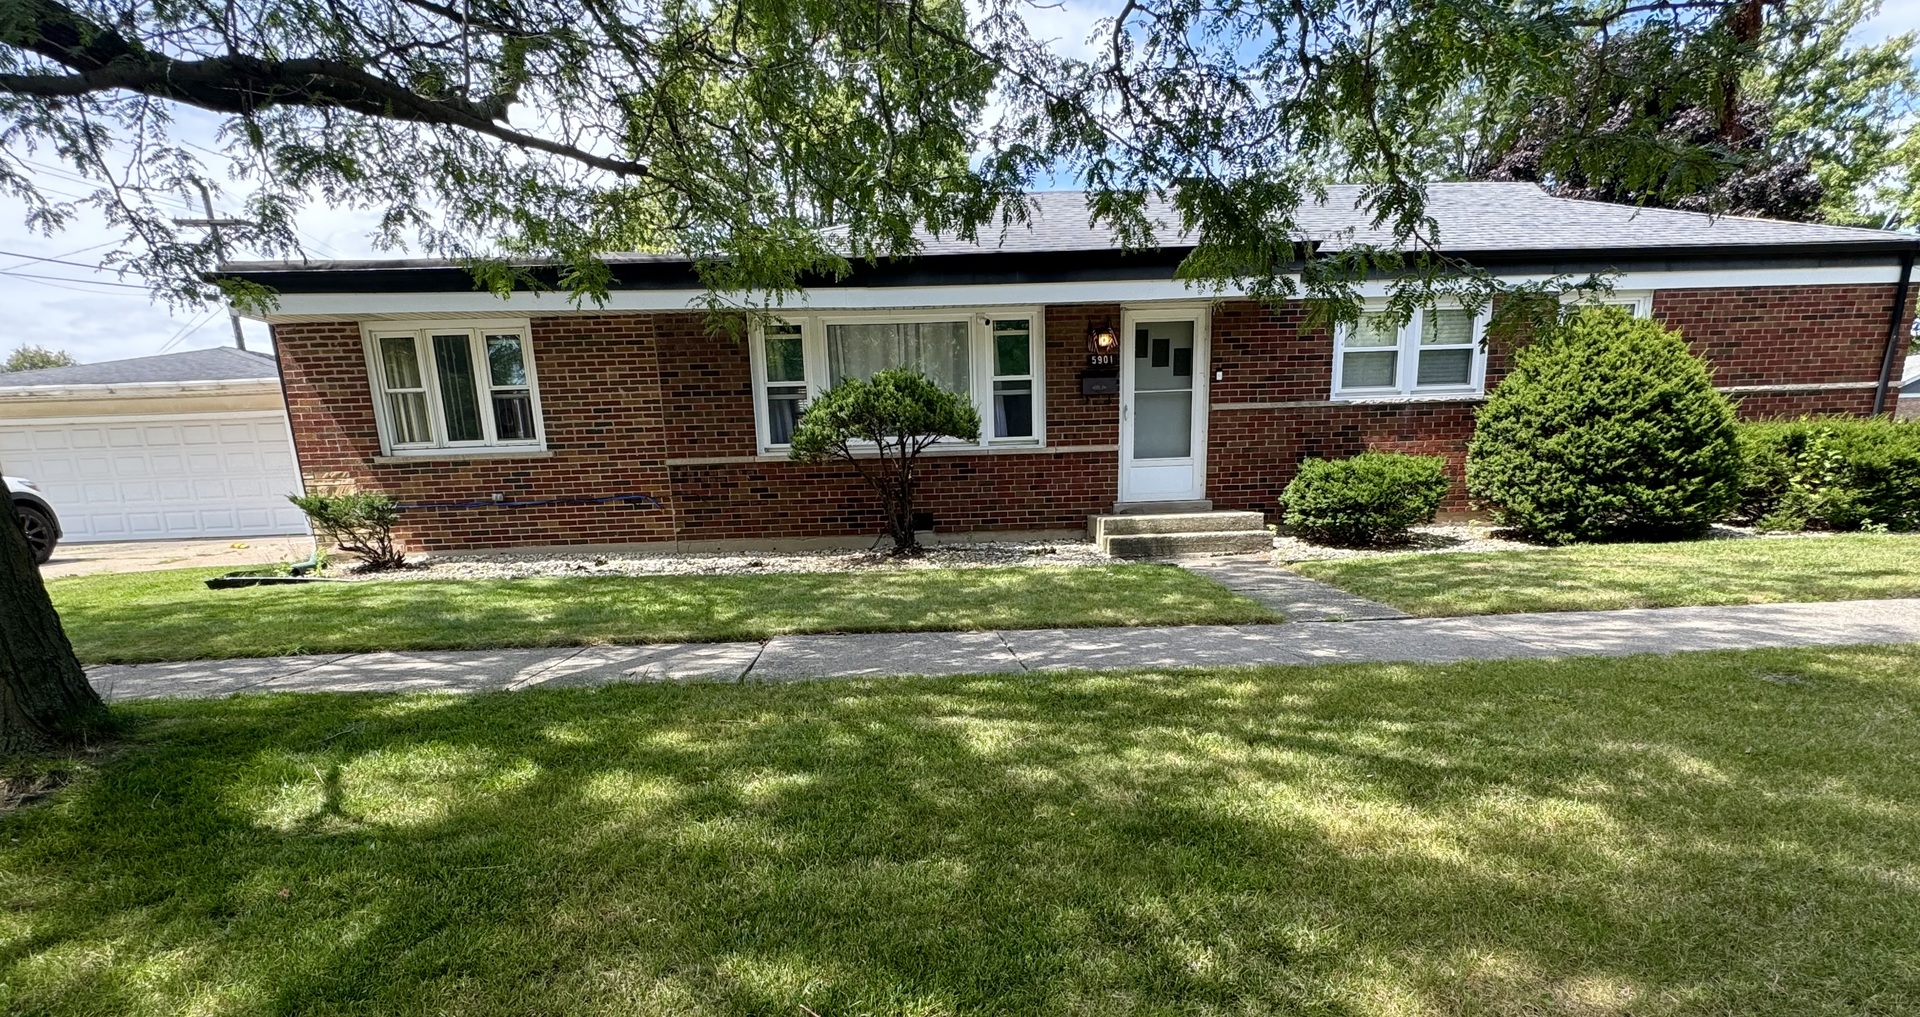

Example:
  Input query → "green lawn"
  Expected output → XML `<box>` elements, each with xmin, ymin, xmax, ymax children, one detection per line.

<box><xmin>6</xmin><ymin>646</ymin><xmax>1920</xmax><ymax>1014</ymax></box>
<box><xmin>1293</xmin><ymin>531</ymin><xmax>1920</xmax><ymax>616</ymax></box>
<box><xmin>48</xmin><ymin>564</ymin><xmax>1274</xmax><ymax>664</ymax></box>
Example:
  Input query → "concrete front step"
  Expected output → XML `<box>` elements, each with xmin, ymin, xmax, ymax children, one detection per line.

<box><xmin>1102</xmin><ymin>530</ymin><xmax>1274</xmax><ymax>558</ymax></box>
<box><xmin>1089</xmin><ymin>510</ymin><xmax>1267</xmax><ymax>540</ymax></box>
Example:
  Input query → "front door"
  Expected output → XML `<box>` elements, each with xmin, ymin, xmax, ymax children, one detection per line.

<box><xmin>1119</xmin><ymin>310</ymin><xmax>1209</xmax><ymax>504</ymax></box>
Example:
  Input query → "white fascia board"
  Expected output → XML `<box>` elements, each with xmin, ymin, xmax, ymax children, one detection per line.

<box><xmin>252</xmin><ymin>263</ymin><xmax>1907</xmax><ymax>322</ymax></box>
<box><xmin>253</xmin><ymin>278</ymin><xmax>1218</xmax><ymax>321</ymax></box>
<box><xmin>0</xmin><ymin>377</ymin><xmax>282</xmax><ymax>398</ymax></box>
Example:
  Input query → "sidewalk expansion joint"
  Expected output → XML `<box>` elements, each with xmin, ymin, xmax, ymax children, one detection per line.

<box><xmin>996</xmin><ymin>630</ymin><xmax>1031</xmax><ymax>672</ymax></box>
<box><xmin>508</xmin><ymin>645</ymin><xmax>592</xmax><ymax>691</ymax></box>
<box><xmin>737</xmin><ymin>640</ymin><xmax>771</xmax><ymax>683</ymax></box>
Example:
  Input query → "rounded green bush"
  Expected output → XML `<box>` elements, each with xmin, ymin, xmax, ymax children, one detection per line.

<box><xmin>1280</xmin><ymin>451</ymin><xmax>1451</xmax><ymax>547</ymax></box>
<box><xmin>1465</xmin><ymin>306</ymin><xmax>1741</xmax><ymax>544</ymax></box>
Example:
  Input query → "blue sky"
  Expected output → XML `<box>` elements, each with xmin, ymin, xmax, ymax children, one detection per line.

<box><xmin>0</xmin><ymin>0</ymin><xmax>1913</xmax><ymax>366</ymax></box>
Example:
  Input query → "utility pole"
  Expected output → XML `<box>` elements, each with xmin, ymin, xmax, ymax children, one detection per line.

<box><xmin>172</xmin><ymin>183</ymin><xmax>253</xmax><ymax>352</ymax></box>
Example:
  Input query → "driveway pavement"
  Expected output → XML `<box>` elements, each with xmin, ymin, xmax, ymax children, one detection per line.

<box><xmin>39</xmin><ymin>534</ymin><xmax>313</xmax><ymax>579</ymax></box>
<box><xmin>84</xmin><ymin>597</ymin><xmax>1920</xmax><ymax>700</ymax></box>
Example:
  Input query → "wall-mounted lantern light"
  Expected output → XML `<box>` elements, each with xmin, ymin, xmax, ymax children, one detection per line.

<box><xmin>1086</xmin><ymin>321</ymin><xmax>1120</xmax><ymax>355</ymax></box>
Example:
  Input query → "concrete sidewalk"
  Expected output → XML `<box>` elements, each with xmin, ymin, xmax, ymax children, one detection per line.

<box><xmin>84</xmin><ymin>598</ymin><xmax>1920</xmax><ymax>700</ymax></box>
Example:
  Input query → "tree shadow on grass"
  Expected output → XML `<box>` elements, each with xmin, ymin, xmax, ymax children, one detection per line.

<box><xmin>4</xmin><ymin>645</ymin><xmax>1920</xmax><ymax>1015</ymax></box>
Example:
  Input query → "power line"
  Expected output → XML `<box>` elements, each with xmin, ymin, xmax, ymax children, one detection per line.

<box><xmin>0</xmin><ymin>276</ymin><xmax>147</xmax><ymax>297</ymax></box>
<box><xmin>0</xmin><ymin>239</ymin><xmax>118</xmax><ymax>274</ymax></box>
<box><xmin>16</xmin><ymin>158</ymin><xmax>203</xmax><ymax>215</ymax></box>
<box><xmin>157</xmin><ymin>308</ymin><xmax>222</xmax><ymax>354</ymax></box>
<box><xmin>0</xmin><ymin>248</ymin><xmax>116</xmax><ymax>271</ymax></box>
<box><xmin>0</xmin><ymin>269</ymin><xmax>148</xmax><ymax>289</ymax></box>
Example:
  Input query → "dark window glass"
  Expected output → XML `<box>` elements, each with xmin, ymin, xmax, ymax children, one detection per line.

<box><xmin>994</xmin><ymin>331</ymin><xmax>1030</xmax><ymax>376</ymax></box>
<box><xmin>994</xmin><ymin>380</ymin><xmax>1033</xmax><ymax>438</ymax></box>
<box><xmin>432</xmin><ymin>334</ymin><xmax>483</xmax><ymax>442</ymax></box>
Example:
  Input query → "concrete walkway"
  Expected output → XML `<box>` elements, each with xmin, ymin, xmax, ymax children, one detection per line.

<box><xmin>40</xmin><ymin>534</ymin><xmax>313</xmax><ymax>579</ymax></box>
<box><xmin>1175</xmin><ymin>554</ymin><xmax>1409</xmax><ymax>621</ymax></box>
<box><xmin>84</xmin><ymin>598</ymin><xmax>1920</xmax><ymax>700</ymax></box>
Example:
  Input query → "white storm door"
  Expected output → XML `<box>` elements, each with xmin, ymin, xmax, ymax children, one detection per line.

<box><xmin>1119</xmin><ymin>310</ymin><xmax>1209</xmax><ymax>503</ymax></box>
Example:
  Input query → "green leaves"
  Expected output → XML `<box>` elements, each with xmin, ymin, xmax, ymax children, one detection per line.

<box><xmin>1466</xmin><ymin>306</ymin><xmax>1744</xmax><ymax>544</ymax></box>
<box><xmin>788</xmin><ymin>369</ymin><xmax>981</xmax><ymax>461</ymax></box>
<box><xmin>1737</xmin><ymin>418</ymin><xmax>1920</xmax><ymax>532</ymax></box>
<box><xmin>3</xmin><ymin>0</ymin><xmax>1908</xmax><ymax>318</ymax></box>
<box><xmin>287</xmin><ymin>492</ymin><xmax>407</xmax><ymax>570</ymax></box>
<box><xmin>788</xmin><ymin>369</ymin><xmax>980</xmax><ymax>552</ymax></box>
<box><xmin>1281</xmin><ymin>452</ymin><xmax>1451</xmax><ymax>548</ymax></box>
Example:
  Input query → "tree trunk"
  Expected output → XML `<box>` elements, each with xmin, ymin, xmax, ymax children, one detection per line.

<box><xmin>0</xmin><ymin>489</ymin><xmax>105</xmax><ymax>754</ymax></box>
<box><xmin>887</xmin><ymin>441</ymin><xmax>920</xmax><ymax>554</ymax></box>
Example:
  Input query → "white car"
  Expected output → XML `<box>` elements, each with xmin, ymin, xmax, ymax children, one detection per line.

<box><xmin>5</xmin><ymin>476</ymin><xmax>62</xmax><ymax>564</ymax></box>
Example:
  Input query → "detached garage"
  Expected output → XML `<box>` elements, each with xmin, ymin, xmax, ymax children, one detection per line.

<box><xmin>0</xmin><ymin>347</ymin><xmax>308</xmax><ymax>541</ymax></box>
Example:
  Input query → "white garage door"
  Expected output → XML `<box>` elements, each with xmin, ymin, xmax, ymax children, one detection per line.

<box><xmin>0</xmin><ymin>414</ymin><xmax>309</xmax><ymax>541</ymax></box>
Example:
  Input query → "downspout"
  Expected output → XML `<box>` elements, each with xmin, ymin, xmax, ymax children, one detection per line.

<box><xmin>1872</xmin><ymin>251</ymin><xmax>1915</xmax><ymax>417</ymax></box>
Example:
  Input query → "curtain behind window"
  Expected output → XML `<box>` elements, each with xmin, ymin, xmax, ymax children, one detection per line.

<box><xmin>826</xmin><ymin>321</ymin><xmax>969</xmax><ymax>392</ymax></box>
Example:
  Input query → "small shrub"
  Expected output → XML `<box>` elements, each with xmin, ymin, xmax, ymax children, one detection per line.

<box><xmin>1736</xmin><ymin>418</ymin><xmax>1920</xmax><ymax>532</ymax></box>
<box><xmin>1281</xmin><ymin>452</ymin><xmax>1451</xmax><ymax>547</ymax></box>
<box><xmin>789</xmin><ymin>369</ymin><xmax>981</xmax><ymax>553</ymax></box>
<box><xmin>1466</xmin><ymin>307</ymin><xmax>1742</xmax><ymax>544</ymax></box>
<box><xmin>288</xmin><ymin>492</ymin><xmax>406</xmax><ymax>570</ymax></box>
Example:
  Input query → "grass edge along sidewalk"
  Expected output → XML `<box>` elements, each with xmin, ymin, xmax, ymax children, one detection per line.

<box><xmin>1291</xmin><ymin>531</ymin><xmax>1920</xmax><ymax>617</ymax></box>
<box><xmin>48</xmin><ymin>562</ymin><xmax>1277</xmax><ymax>664</ymax></box>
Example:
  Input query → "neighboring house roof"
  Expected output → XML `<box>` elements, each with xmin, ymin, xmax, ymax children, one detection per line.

<box><xmin>0</xmin><ymin>347</ymin><xmax>278</xmax><ymax>388</ymax></box>
<box><xmin>219</xmin><ymin>183</ymin><xmax>1920</xmax><ymax>294</ymax></box>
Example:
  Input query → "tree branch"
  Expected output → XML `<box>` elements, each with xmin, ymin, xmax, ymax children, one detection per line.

<box><xmin>0</xmin><ymin>0</ymin><xmax>651</xmax><ymax>177</ymax></box>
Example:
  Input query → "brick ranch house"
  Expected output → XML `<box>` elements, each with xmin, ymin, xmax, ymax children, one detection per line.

<box><xmin>227</xmin><ymin>183</ymin><xmax>1920</xmax><ymax>553</ymax></box>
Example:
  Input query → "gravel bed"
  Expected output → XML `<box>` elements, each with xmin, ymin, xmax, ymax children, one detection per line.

<box><xmin>1273</xmin><ymin>522</ymin><xmax>1812</xmax><ymax>563</ymax></box>
<box><xmin>346</xmin><ymin>539</ymin><xmax>1112</xmax><ymax>580</ymax></box>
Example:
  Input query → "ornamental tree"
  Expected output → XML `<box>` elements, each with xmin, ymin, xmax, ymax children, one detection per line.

<box><xmin>788</xmin><ymin>370</ymin><xmax>980</xmax><ymax>554</ymax></box>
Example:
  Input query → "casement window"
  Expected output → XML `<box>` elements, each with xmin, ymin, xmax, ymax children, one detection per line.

<box><xmin>1332</xmin><ymin>304</ymin><xmax>1488</xmax><ymax>399</ymax></box>
<box><xmin>750</xmin><ymin>309</ymin><xmax>1045</xmax><ymax>451</ymax></box>
<box><xmin>365</xmin><ymin>321</ymin><xmax>544</xmax><ymax>453</ymax></box>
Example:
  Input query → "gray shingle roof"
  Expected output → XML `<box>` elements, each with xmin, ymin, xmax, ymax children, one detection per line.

<box><xmin>0</xmin><ymin>346</ymin><xmax>278</xmax><ymax>387</ymax></box>
<box><xmin>920</xmin><ymin>183</ymin><xmax>1914</xmax><ymax>255</ymax></box>
<box><xmin>220</xmin><ymin>182</ymin><xmax>1918</xmax><ymax>280</ymax></box>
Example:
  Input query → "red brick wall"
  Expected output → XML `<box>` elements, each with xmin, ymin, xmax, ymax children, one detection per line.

<box><xmin>659</xmin><ymin>303</ymin><xmax>1123</xmax><ymax>542</ymax></box>
<box><xmin>275</xmin><ymin>282</ymin><xmax>1911</xmax><ymax>550</ymax></box>
<box><xmin>1653</xmin><ymin>285</ymin><xmax>1898</xmax><ymax>387</ymax></box>
<box><xmin>1202</xmin><ymin>284</ymin><xmax>1909</xmax><ymax>520</ymax></box>
<box><xmin>277</xmin><ymin>306</ymin><xmax>1127</xmax><ymax>550</ymax></box>
<box><xmin>277</xmin><ymin>315</ymin><xmax>681</xmax><ymax>552</ymax></box>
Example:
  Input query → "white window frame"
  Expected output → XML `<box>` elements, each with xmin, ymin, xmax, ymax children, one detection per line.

<box><xmin>1563</xmin><ymin>289</ymin><xmax>1653</xmax><ymax>318</ymax></box>
<box><xmin>1331</xmin><ymin>302</ymin><xmax>1490</xmax><ymax>400</ymax></box>
<box><xmin>361</xmin><ymin>318</ymin><xmax>546</xmax><ymax>456</ymax></box>
<box><xmin>749</xmin><ymin>307</ymin><xmax>1047</xmax><ymax>453</ymax></box>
